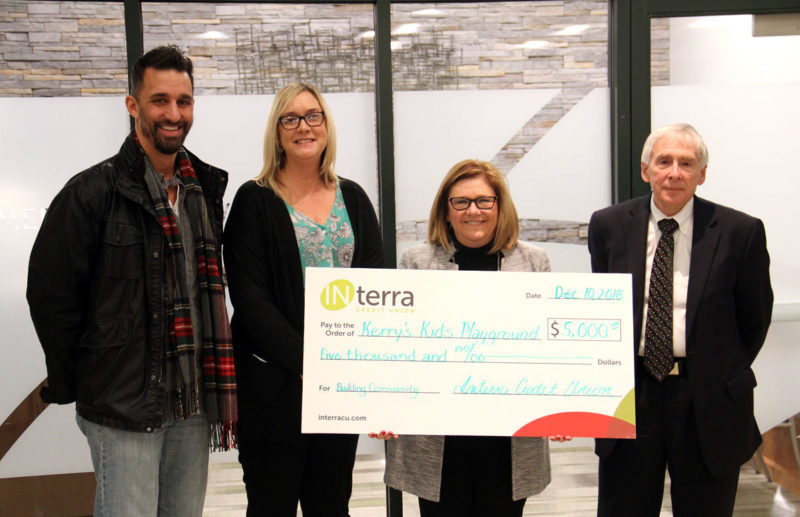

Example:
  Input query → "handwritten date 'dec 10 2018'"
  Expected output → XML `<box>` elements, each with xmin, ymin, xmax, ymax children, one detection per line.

<box><xmin>553</xmin><ymin>286</ymin><xmax>624</xmax><ymax>301</ymax></box>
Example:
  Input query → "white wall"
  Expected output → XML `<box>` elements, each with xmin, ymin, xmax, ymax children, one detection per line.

<box><xmin>669</xmin><ymin>15</ymin><xmax>800</xmax><ymax>85</ymax></box>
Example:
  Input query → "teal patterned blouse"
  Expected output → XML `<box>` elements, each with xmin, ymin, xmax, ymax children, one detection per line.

<box><xmin>285</xmin><ymin>183</ymin><xmax>355</xmax><ymax>283</ymax></box>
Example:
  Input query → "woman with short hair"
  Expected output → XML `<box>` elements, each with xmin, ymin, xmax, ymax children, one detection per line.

<box><xmin>376</xmin><ymin>159</ymin><xmax>560</xmax><ymax>516</ymax></box>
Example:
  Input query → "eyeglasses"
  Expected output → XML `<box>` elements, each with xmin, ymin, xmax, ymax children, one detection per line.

<box><xmin>448</xmin><ymin>196</ymin><xmax>498</xmax><ymax>211</ymax></box>
<box><xmin>278</xmin><ymin>111</ymin><xmax>325</xmax><ymax>130</ymax></box>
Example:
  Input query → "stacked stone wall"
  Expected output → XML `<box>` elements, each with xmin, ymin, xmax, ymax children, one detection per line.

<box><xmin>1</xmin><ymin>1</ymin><xmax>669</xmax><ymax>97</ymax></box>
<box><xmin>0</xmin><ymin>2</ymin><xmax>127</xmax><ymax>96</ymax></box>
<box><xmin>397</xmin><ymin>218</ymin><xmax>589</xmax><ymax>246</ymax></box>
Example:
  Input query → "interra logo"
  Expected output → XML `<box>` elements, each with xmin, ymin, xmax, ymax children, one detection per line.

<box><xmin>320</xmin><ymin>279</ymin><xmax>355</xmax><ymax>311</ymax></box>
<box><xmin>320</xmin><ymin>279</ymin><xmax>415</xmax><ymax>311</ymax></box>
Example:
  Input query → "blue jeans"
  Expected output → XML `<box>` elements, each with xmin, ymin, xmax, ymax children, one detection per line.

<box><xmin>77</xmin><ymin>413</ymin><xmax>210</xmax><ymax>517</ymax></box>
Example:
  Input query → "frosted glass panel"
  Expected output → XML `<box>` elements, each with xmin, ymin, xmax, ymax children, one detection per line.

<box><xmin>187</xmin><ymin>93</ymin><xmax>379</xmax><ymax>210</ymax></box>
<box><xmin>651</xmin><ymin>84</ymin><xmax>800</xmax><ymax>303</ymax></box>
<box><xmin>0</xmin><ymin>97</ymin><xmax>129</xmax><ymax>477</ymax></box>
<box><xmin>668</xmin><ymin>15</ymin><xmax>800</xmax><ymax>85</ymax></box>
<box><xmin>394</xmin><ymin>89</ymin><xmax>558</xmax><ymax>223</ymax></box>
<box><xmin>392</xmin><ymin>1</ymin><xmax>611</xmax><ymax>268</ymax></box>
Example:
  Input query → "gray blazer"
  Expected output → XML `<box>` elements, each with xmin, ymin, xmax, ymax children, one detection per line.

<box><xmin>384</xmin><ymin>241</ymin><xmax>552</xmax><ymax>502</ymax></box>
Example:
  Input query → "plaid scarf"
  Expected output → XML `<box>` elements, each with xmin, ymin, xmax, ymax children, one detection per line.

<box><xmin>135</xmin><ymin>134</ymin><xmax>237</xmax><ymax>450</ymax></box>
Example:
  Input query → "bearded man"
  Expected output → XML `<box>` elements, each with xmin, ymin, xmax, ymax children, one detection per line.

<box><xmin>27</xmin><ymin>45</ymin><xmax>236</xmax><ymax>516</ymax></box>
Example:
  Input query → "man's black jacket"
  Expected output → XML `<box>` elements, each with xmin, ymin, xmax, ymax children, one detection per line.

<box><xmin>27</xmin><ymin>134</ymin><xmax>228</xmax><ymax>431</ymax></box>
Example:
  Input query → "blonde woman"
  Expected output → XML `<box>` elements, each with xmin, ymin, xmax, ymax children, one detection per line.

<box><xmin>224</xmin><ymin>82</ymin><xmax>383</xmax><ymax>516</ymax></box>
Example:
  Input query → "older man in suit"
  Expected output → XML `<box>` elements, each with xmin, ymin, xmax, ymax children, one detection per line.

<box><xmin>588</xmin><ymin>123</ymin><xmax>773</xmax><ymax>516</ymax></box>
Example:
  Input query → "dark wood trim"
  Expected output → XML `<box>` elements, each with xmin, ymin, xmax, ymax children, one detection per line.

<box><xmin>123</xmin><ymin>0</ymin><xmax>143</xmax><ymax>89</ymax></box>
<box><xmin>629</xmin><ymin>1</ymin><xmax>652</xmax><ymax>200</ymax></box>
<box><xmin>760</xmin><ymin>418</ymin><xmax>800</xmax><ymax>497</ymax></box>
<box><xmin>374</xmin><ymin>0</ymin><xmax>397</xmax><ymax>267</ymax></box>
<box><xmin>648</xmin><ymin>0</ymin><xmax>800</xmax><ymax>17</ymax></box>
<box><xmin>123</xmin><ymin>0</ymin><xmax>143</xmax><ymax>133</ymax></box>
<box><xmin>609</xmin><ymin>0</ymin><xmax>630</xmax><ymax>203</ymax></box>
<box><xmin>0</xmin><ymin>380</ymin><xmax>48</xmax><ymax>461</ymax></box>
<box><xmin>0</xmin><ymin>472</ymin><xmax>95</xmax><ymax>516</ymax></box>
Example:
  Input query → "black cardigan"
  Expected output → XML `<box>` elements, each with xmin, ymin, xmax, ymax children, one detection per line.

<box><xmin>223</xmin><ymin>178</ymin><xmax>384</xmax><ymax>441</ymax></box>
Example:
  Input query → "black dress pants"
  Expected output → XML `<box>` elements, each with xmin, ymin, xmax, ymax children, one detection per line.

<box><xmin>597</xmin><ymin>371</ymin><xmax>739</xmax><ymax>517</ymax></box>
<box><xmin>418</xmin><ymin>436</ymin><xmax>525</xmax><ymax>517</ymax></box>
<box><xmin>238</xmin><ymin>433</ymin><xmax>358</xmax><ymax>517</ymax></box>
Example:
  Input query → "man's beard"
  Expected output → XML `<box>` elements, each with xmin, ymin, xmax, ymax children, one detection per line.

<box><xmin>139</xmin><ymin>113</ymin><xmax>192</xmax><ymax>155</ymax></box>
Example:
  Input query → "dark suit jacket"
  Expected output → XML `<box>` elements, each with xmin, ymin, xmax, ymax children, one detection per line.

<box><xmin>588</xmin><ymin>194</ymin><xmax>773</xmax><ymax>478</ymax></box>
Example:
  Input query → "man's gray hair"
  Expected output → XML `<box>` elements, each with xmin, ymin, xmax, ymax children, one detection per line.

<box><xmin>641</xmin><ymin>123</ymin><xmax>709</xmax><ymax>169</ymax></box>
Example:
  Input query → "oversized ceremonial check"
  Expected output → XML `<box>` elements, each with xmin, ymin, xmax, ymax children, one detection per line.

<box><xmin>301</xmin><ymin>267</ymin><xmax>636</xmax><ymax>438</ymax></box>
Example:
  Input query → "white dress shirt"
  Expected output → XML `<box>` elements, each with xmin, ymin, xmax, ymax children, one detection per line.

<box><xmin>638</xmin><ymin>197</ymin><xmax>693</xmax><ymax>358</ymax></box>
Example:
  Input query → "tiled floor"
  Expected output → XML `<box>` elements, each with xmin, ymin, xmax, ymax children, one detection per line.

<box><xmin>204</xmin><ymin>442</ymin><xmax>800</xmax><ymax>516</ymax></box>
